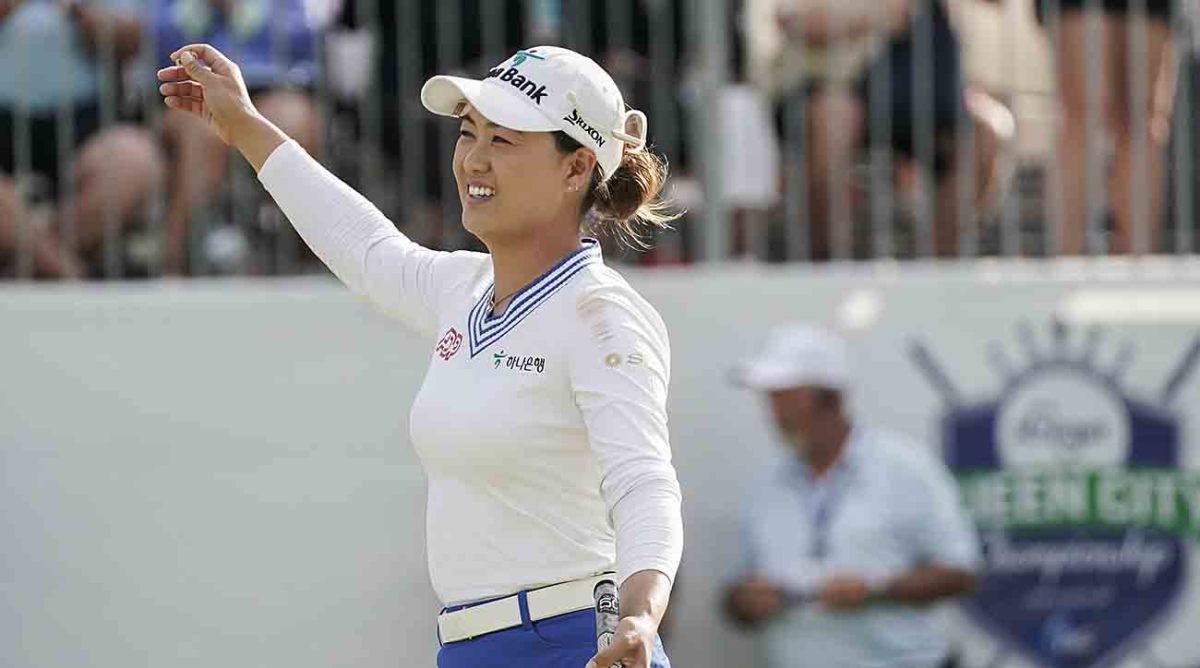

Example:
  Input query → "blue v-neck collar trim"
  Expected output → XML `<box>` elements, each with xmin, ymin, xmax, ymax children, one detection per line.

<box><xmin>467</xmin><ymin>239</ymin><xmax>602</xmax><ymax>358</ymax></box>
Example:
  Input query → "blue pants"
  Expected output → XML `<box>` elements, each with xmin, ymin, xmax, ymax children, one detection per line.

<box><xmin>437</xmin><ymin>591</ymin><xmax>671</xmax><ymax>668</ymax></box>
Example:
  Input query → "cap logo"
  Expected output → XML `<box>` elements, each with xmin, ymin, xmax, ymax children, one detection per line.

<box><xmin>485</xmin><ymin>65</ymin><xmax>548</xmax><ymax>105</ymax></box>
<box><xmin>510</xmin><ymin>49</ymin><xmax>546</xmax><ymax>67</ymax></box>
<box><xmin>563</xmin><ymin>108</ymin><xmax>606</xmax><ymax>147</ymax></box>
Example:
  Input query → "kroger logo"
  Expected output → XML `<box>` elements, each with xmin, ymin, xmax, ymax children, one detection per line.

<box><xmin>486</xmin><ymin>66</ymin><xmax>548</xmax><ymax>105</ymax></box>
<box><xmin>1015</xmin><ymin>406</ymin><xmax>1108</xmax><ymax>451</ymax></box>
<box><xmin>995</xmin><ymin>369</ymin><xmax>1130</xmax><ymax>468</ymax></box>
<box><xmin>563</xmin><ymin>108</ymin><xmax>606</xmax><ymax>147</ymax></box>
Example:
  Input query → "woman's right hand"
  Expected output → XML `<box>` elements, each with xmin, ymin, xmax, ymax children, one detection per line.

<box><xmin>157</xmin><ymin>44</ymin><xmax>258</xmax><ymax>147</ymax></box>
<box><xmin>157</xmin><ymin>43</ymin><xmax>289</xmax><ymax>172</ymax></box>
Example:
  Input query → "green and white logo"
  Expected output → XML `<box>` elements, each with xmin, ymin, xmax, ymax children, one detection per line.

<box><xmin>510</xmin><ymin>49</ymin><xmax>546</xmax><ymax>67</ymax></box>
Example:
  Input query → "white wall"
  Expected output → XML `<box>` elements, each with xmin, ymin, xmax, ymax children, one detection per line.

<box><xmin>3</xmin><ymin>262</ymin><xmax>1200</xmax><ymax>668</ymax></box>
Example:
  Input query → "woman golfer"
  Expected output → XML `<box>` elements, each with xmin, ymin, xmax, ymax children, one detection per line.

<box><xmin>158</xmin><ymin>44</ymin><xmax>681</xmax><ymax>668</ymax></box>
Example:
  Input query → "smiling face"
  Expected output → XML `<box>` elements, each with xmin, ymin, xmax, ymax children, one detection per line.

<box><xmin>452</xmin><ymin>108</ymin><xmax>596</xmax><ymax>246</ymax></box>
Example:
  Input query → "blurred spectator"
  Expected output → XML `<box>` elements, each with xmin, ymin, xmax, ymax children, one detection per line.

<box><xmin>154</xmin><ymin>0</ymin><xmax>322</xmax><ymax>274</ymax></box>
<box><xmin>331</xmin><ymin>0</ymin><xmax>524</xmax><ymax>248</ymax></box>
<box><xmin>333</xmin><ymin>0</ymin><xmax>692</xmax><ymax>262</ymax></box>
<box><xmin>0</xmin><ymin>0</ymin><xmax>163</xmax><ymax>279</ymax></box>
<box><xmin>1030</xmin><ymin>0</ymin><xmax>1178</xmax><ymax>253</ymax></box>
<box><xmin>1174</xmin><ymin>1</ymin><xmax>1199</xmax><ymax>248</ymax></box>
<box><xmin>723</xmin><ymin>325</ymin><xmax>979</xmax><ymax>668</ymax></box>
<box><xmin>745</xmin><ymin>0</ymin><xmax>1012</xmax><ymax>258</ymax></box>
<box><xmin>718</xmin><ymin>84</ymin><xmax>782</xmax><ymax>260</ymax></box>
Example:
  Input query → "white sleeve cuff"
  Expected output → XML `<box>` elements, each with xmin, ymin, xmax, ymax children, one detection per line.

<box><xmin>256</xmin><ymin>139</ymin><xmax>303</xmax><ymax>182</ymax></box>
<box><xmin>611</xmin><ymin>474</ymin><xmax>684</xmax><ymax>586</ymax></box>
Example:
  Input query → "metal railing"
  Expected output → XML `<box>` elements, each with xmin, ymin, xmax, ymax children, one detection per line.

<box><xmin>0</xmin><ymin>0</ymin><xmax>1196</xmax><ymax>280</ymax></box>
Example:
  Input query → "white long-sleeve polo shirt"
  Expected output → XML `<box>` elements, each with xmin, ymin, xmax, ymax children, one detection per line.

<box><xmin>257</xmin><ymin>141</ymin><xmax>683</xmax><ymax>605</ymax></box>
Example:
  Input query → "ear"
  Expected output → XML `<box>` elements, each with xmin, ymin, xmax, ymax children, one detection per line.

<box><xmin>562</xmin><ymin>148</ymin><xmax>598</xmax><ymax>192</ymax></box>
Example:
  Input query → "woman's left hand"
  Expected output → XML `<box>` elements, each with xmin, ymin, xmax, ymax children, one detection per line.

<box><xmin>586</xmin><ymin>614</ymin><xmax>658</xmax><ymax>668</ymax></box>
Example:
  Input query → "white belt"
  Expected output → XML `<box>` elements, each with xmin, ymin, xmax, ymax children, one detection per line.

<box><xmin>437</xmin><ymin>573</ymin><xmax>615</xmax><ymax>644</ymax></box>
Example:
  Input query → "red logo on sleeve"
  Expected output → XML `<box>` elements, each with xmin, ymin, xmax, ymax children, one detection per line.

<box><xmin>436</xmin><ymin>328</ymin><xmax>463</xmax><ymax>361</ymax></box>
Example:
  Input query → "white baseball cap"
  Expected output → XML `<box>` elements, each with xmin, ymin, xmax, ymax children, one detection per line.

<box><xmin>420</xmin><ymin>46</ymin><xmax>648</xmax><ymax>183</ymax></box>
<box><xmin>736</xmin><ymin>325</ymin><xmax>851</xmax><ymax>391</ymax></box>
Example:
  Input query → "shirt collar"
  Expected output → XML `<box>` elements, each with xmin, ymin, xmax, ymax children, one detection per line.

<box><xmin>785</xmin><ymin>424</ymin><xmax>865</xmax><ymax>484</ymax></box>
<box><xmin>467</xmin><ymin>238</ymin><xmax>602</xmax><ymax>358</ymax></box>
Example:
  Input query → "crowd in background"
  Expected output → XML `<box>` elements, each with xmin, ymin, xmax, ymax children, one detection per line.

<box><xmin>0</xmin><ymin>0</ymin><xmax>1197</xmax><ymax>279</ymax></box>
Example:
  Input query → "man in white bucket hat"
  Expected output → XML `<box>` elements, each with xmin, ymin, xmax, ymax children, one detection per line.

<box><xmin>158</xmin><ymin>42</ymin><xmax>680</xmax><ymax>668</ymax></box>
<box><xmin>724</xmin><ymin>325</ymin><xmax>979</xmax><ymax>668</ymax></box>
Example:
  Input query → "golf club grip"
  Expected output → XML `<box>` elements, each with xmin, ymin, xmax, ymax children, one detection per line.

<box><xmin>593</xmin><ymin>579</ymin><xmax>621</xmax><ymax>668</ymax></box>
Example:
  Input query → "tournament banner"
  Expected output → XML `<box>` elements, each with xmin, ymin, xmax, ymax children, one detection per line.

<box><xmin>913</xmin><ymin>321</ymin><xmax>1200</xmax><ymax>668</ymax></box>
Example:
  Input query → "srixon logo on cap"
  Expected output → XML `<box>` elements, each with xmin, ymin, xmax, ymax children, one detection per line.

<box><xmin>486</xmin><ymin>65</ymin><xmax>548</xmax><ymax>105</ymax></box>
<box><xmin>563</xmin><ymin>109</ymin><xmax>606</xmax><ymax>147</ymax></box>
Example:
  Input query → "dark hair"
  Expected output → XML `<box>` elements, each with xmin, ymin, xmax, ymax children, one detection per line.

<box><xmin>554</xmin><ymin>132</ymin><xmax>679</xmax><ymax>250</ymax></box>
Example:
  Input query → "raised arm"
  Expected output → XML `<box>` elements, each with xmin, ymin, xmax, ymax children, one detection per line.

<box><xmin>157</xmin><ymin>44</ymin><xmax>462</xmax><ymax>335</ymax></box>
